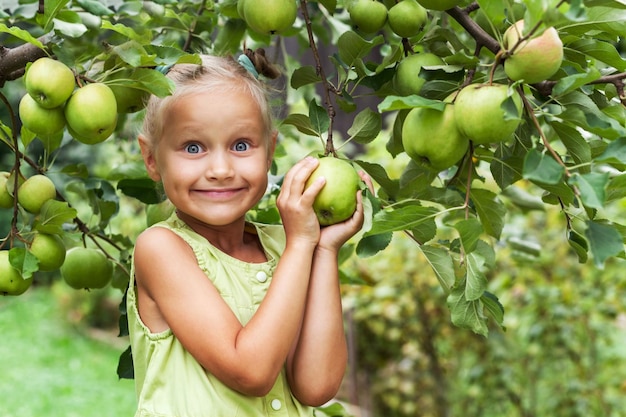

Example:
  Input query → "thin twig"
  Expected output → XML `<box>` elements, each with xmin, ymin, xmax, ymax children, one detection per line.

<box><xmin>299</xmin><ymin>0</ymin><xmax>336</xmax><ymax>156</ymax></box>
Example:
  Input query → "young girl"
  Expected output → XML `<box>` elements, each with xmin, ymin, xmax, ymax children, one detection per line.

<box><xmin>128</xmin><ymin>52</ymin><xmax>369</xmax><ymax>416</ymax></box>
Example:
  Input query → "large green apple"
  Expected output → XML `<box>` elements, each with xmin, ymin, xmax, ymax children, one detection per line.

<box><xmin>348</xmin><ymin>0</ymin><xmax>388</xmax><ymax>34</ymax></box>
<box><xmin>388</xmin><ymin>0</ymin><xmax>427</xmax><ymax>38</ymax></box>
<box><xmin>0</xmin><ymin>251</ymin><xmax>32</xmax><ymax>296</ymax></box>
<box><xmin>454</xmin><ymin>83</ymin><xmax>523</xmax><ymax>145</ymax></box>
<box><xmin>60</xmin><ymin>247</ymin><xmax>114</xmax><ymax>290</ymax></box>
<box><xmin>244</xmin><ymin>0</ymin><xmax>297</xmax><ymax>35</ymax></box>
<box><xmin>65</xmin><ymin>83</ymin><xmax>118</xmax><ymax>145</ymax></box>
<box><xmin>402</xmin><ymin>101</ymin><xmax>469</xmax><ymax>171</ymax></box>
<box><xmin>392</xmin><ymin>52</ymin><xmax>445</xmax><ymax>96</ymax></box>
<box><xmin>19</xmin><ymin>94</ymin><xmax>66</xmax><ymax>137</ymax></box>
<box><xmin>29</xmin><ymin>232</ymin><xmax>66</xmax><ymax>272</ymax></box>
<box><xmin>24</xmin><ymin>57</ymin><xmax>75</xmax><ymax>109</ymax></box>
<box><xmin>416</xmin><ymin>0</ymin><xmax>461</xmax><ymax>10</ymax></box>
<box><xmin>0</xmin><ymin>171</ymin><xmax>13</xmax><ymax>209</ymax></box>
<box><xmin>503</xmin><ymin>20</ymin><xmax>563</xmax><ymax>84</ymax></box>
<box><xmin>17</xmin><ymin>174</ymin><xmax>56</xmax><ymax>214</ymax></box>
<box><xmin>107</xmin><ymin>70</ymin><xmax>150</xmax><ymax>114</ymax></box>
<box><xmin>305</xmin><ymin>156</ymin><xmax>361</xmax><ymax>226</ymax></box>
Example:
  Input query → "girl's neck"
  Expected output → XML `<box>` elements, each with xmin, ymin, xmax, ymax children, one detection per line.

<box><xmin>176</xmin><ymin>210</ymin><xmax>266</xmax><ymax>263</ymax></box>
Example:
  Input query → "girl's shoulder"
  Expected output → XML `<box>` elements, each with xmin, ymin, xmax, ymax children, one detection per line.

<box><xmin>134</xmin><ymin>224</ymin><xmax>195</xmax><ymax>260</ymax></box>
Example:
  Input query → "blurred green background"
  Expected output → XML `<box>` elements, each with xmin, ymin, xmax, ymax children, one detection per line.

<box><xmin>0</xmin><ymin>283</ymin><xmax>135</xmax><ymax>417</ymax></box>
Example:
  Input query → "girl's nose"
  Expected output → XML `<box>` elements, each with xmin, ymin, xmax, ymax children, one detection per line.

<box><xmin>206</xmin><ymin>152</ymin><xmax>234</xmax><ymax>180</ymax></box>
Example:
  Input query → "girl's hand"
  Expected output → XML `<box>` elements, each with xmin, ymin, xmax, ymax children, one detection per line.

<box><xmin>318</xmin><ymin>170</ymin><xmax>373</xmax><ymax>252</ymax></box>
<box><xmin>276</xmin><ymin>157</ymin><xmax>325</xmax><ymax>247</ymax></box>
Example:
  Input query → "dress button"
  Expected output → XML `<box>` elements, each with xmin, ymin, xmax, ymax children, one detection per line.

<box><xmin>256</xmin><ymin>271</ymin><xmax>268</xmax><ymax>283</ymax></box>
<box><xmin>270</xmin><ymin>399</ymin><xmax>282</xmax><ymax>410</ymax></box>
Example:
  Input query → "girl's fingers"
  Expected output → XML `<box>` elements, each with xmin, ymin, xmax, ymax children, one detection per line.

<box><xmin>282</xmin><ymin>157</ymin><xmax>319</xmax><ymax>195</ymax></box>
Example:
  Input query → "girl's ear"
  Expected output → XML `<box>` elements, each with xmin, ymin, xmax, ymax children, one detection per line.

<box><xmin>138</xmin><ymin>135</ymin><xmax>161</xmax><ymax>182</ymax></box>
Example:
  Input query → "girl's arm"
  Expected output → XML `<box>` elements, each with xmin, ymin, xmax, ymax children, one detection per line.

<box><xmin>287</xmin><ymin>172</ymin><xmax>371</xmax><ymax>406</ymax></box>
<box><xmin>134</xmin><ymin>157</ymin><xmax>326</xmax><ymax>397</ymax></box>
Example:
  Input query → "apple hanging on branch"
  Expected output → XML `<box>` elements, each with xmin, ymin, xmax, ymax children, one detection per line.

<box><xmin>24</xmin><ymin>57</ymin><xmax>75</xmax><ymax>109</ymax></box>
<box><xmin>453</xmin><ymin>83</ymin><xmax>524</xmax><ymax>145</ymax></box>
<box><xmin>503</xmin><ymin>19</ymin><xmax>564</xmax><ymax>84</ymax></box>
<box><xmin>64</xmin><ymin>82</ymin><xmax>118</xmax><ymax>145</ymax></box>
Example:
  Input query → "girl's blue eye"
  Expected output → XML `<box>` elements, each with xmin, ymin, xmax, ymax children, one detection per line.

<box><xmin>185</xmin><ymin>143</ymin><xmax>202</xmax><ymax>154</ymax></box>
<box><xmin>233</xmin><ymin>141</ymin><xmax>250</xmax><ymax>152</ymax></box>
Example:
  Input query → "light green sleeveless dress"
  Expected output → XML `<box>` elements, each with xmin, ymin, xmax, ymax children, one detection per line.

<box><xmin>127</xmin><ymin>214</ymin><xmax>315</xmax><ymax>417</ymax></box>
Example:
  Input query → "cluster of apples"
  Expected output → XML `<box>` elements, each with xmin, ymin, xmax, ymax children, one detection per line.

<box><xmin>19</xmin><ymin>57</ymin><xmax>119</xmax><ymax>145</ymax></box>
<box><xmin>0</xmin><ymin>171</ymin><xmax>115</xmax><ymax>295</ymax></box>
<box><xmin>397</xmin><ymin>19</ymin><xmax>563</xmax><ymax>171</ymax></box>
<box><xmin>347</xmin><ymin>0</ymin><xmax>461</xmax><ymax>37</ymax></box>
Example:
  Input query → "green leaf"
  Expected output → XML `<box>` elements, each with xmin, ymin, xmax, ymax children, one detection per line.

<box><xmin>568</xmin><ymin>172</ymin><xmax>609</xmax><ymax>210</ymax></box>
<box><xmin>356</xmin><ymin>232</ymin><xmax>393</xmax><ymax>258</ymax></box>
<box><xmin>117</xmin><ymin>178</ymin><xmax>162</xmax><ymax>204</ymax></box>
<box><xmin>281</xmin><ymin>114</ymin><xmax>320</xmax><ymax>137</ymax></box>
<box><xmin>52</xmin><ymin>16</ymin><xmax>88</xmax><ymax>38</ymax></box>
<box><xmin>490</xmin><ymin>146</ymin><xmax>524</xmax><ymax>190</ymax></box>
<box><xmin>447</xmin><ymin>282</ymin><xmax>488</xmax><ymax>337</ymax></box>
<box><xmin>367</xmin><ymin>204</ymin><xmax>439</xmax><ymax>236</ymax></box>
<box><xmin>469</xmin><ymin>189</ymin><xmax>506</xmax><ymax>239</ymax></box>
<box><xmin>213</xmin><ymin>18</ymin><xmax>246</xmax><ymax>55</ymax></box>
<box><xmin>559</xmin><ymin>92</ymin><xmax>626</xmax><ymax>139</ymax></box>
<box><xmin>9</xmin><ymin>247</ymin><xmax>39</xmax><ymax>280</ymax></box>
<box><xmin>60</xmin><ymin>163</ymin><xmax>89</xmax><ymax>178</ymax></box>
<box><xmin>568</xmin><ymin>38</ymin><xmax>626</xmax><ymax>71</ymax></box>
<box><xmin>347</xmin><ymin>108</ymin><xmax>382</xmax><ymax>144</ymax></box>
<box><xmin>465</xmin><ymin>252</ymin><xmax>487</xmax><ymax>301</ymax></box>
<box><xmin>550</xmin><ymin>121</ymin><xmax>591</xmax><ymax>169</ymax></box>
<box><xmin>501</xmin><ymin>185</ymin><xmax>545</xmax><ymax>212</ymax></box>
<box><xmin>20</xmin><ymin>126</ymin><xmax>37</xmax><ymax>149</ymax></box>
<box><xmin>596</xmin><ymin>137</ymin><xmax>626</xmax><ymax>164</ymax></box>
<box><xmin>36</xmin><ymin>0</ymin><xmax>68</xmax><ymax>32</ymax></box>
<box><xmin>316</xmin><ymin>0</ymin><xmax>337</xmax><ymax>14</ymax></box>
<box><xmin>454</xmin><ymin>218</ymin><xmax>483</xmax><ymax>253</ymax></box>
<box><xmin>481</xmin><ymin>291</ymin><xmax>504</xmax><ymax>328</ymax></box>
<box><xmin>523</xmin><ymin>148</ymin><xmax>565</xmax><ymax>185</ymax></box>
<box><xmin>337</xmin><ymin>31</ymin><xmax>384</xmax><ymax>68</ymax></box>
<box><xmin>102</xmin><ymin>20</ymin><xmax>145</xmax><ymax>41</ymax></box>
<box><xmin>309</xmin><ymin>99</ymin><xmax>330</xmax><ymax>136</ymax></box>
<box><xmin>316</xmin><ymin>401</ymin><xmax>352</xmax><ymax>417</ymax></box>
<box><xmin>110</xmin><ymin>40</ymin><xmax>153</xmax><ymax>67</ymax></box>
<box><xmin>377</xmin><ymin>95</ymin><xmax>444</xmax><ymax>113</ymax></box>
<box><xmin>354</xmin><ymin>160</ymin><xmax>400</xmax><ymax>200</ymax></box>
<box><xmin>33</xmin><ymin>200</ymin><xmax>78</xmax><ymax>235</ymax></box>
<box><xmin>290</xmin><ymin>66</ymin><xmax>322</xmax><ymax>89</ymax></box>
<box><xmin>606</xmin><ymin>173</ymin><xmax>626</xmax><ymax>203</ymax></box>
<box><xmin>0</xmin><ymin>23</ymin><xmax>45</xmax><ymax>49</ymax></box>
<box><xmin>117</xmin><ymin>346</ymin><xmax>134</xmax><ymax>380</ymax></box>
<box><xmin>552</xmin><ymin>67</ymin><xmax>602</xmax><ymax>96</ymax></box>
<box><xmin>76</xmin><ymin>0</ymin><xmax>114</xmax><ymax>16</ymax></box>
<box><xmin>585</xmin><ymin>220</ymin><xmax>624</xmax><ymax>268</ymax></box>
<box><xmin>420</xmin><ymin>245</ymin><xmax>454</xmax><ymax>293</ymax></box>
<box><xmin>145</xmin><ymin>45</ymin><xmax>202</xmax><ymax>67</ymax></box>
<box><xmin>568</xmin><ymin>230</ymin><xmax>589</xmax><ymax>263</ymax></box>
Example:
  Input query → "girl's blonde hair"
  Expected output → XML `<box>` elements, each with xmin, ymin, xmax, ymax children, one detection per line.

<box><xmin>141</xmin><ymin>51</ymin><xmax>280</xmax><ymax>149</ymax></box>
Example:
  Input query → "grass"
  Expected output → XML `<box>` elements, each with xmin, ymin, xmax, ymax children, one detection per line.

<box><xmin>0</xmin><ymin>284</ymin><xmax>136</xmax><ymax>417</ymax></box>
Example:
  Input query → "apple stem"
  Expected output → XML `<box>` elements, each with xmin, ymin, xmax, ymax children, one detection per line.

<box><xmin>516</xmin><ymin>85</ymin><xmax>570</xmax><ymax>178</ymax></box>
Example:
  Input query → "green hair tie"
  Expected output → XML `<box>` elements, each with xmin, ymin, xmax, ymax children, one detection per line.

<box><xmin>237</xmin><ymin>54</ymin><xmax>260</xmax><ymax>79</ymax></box>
